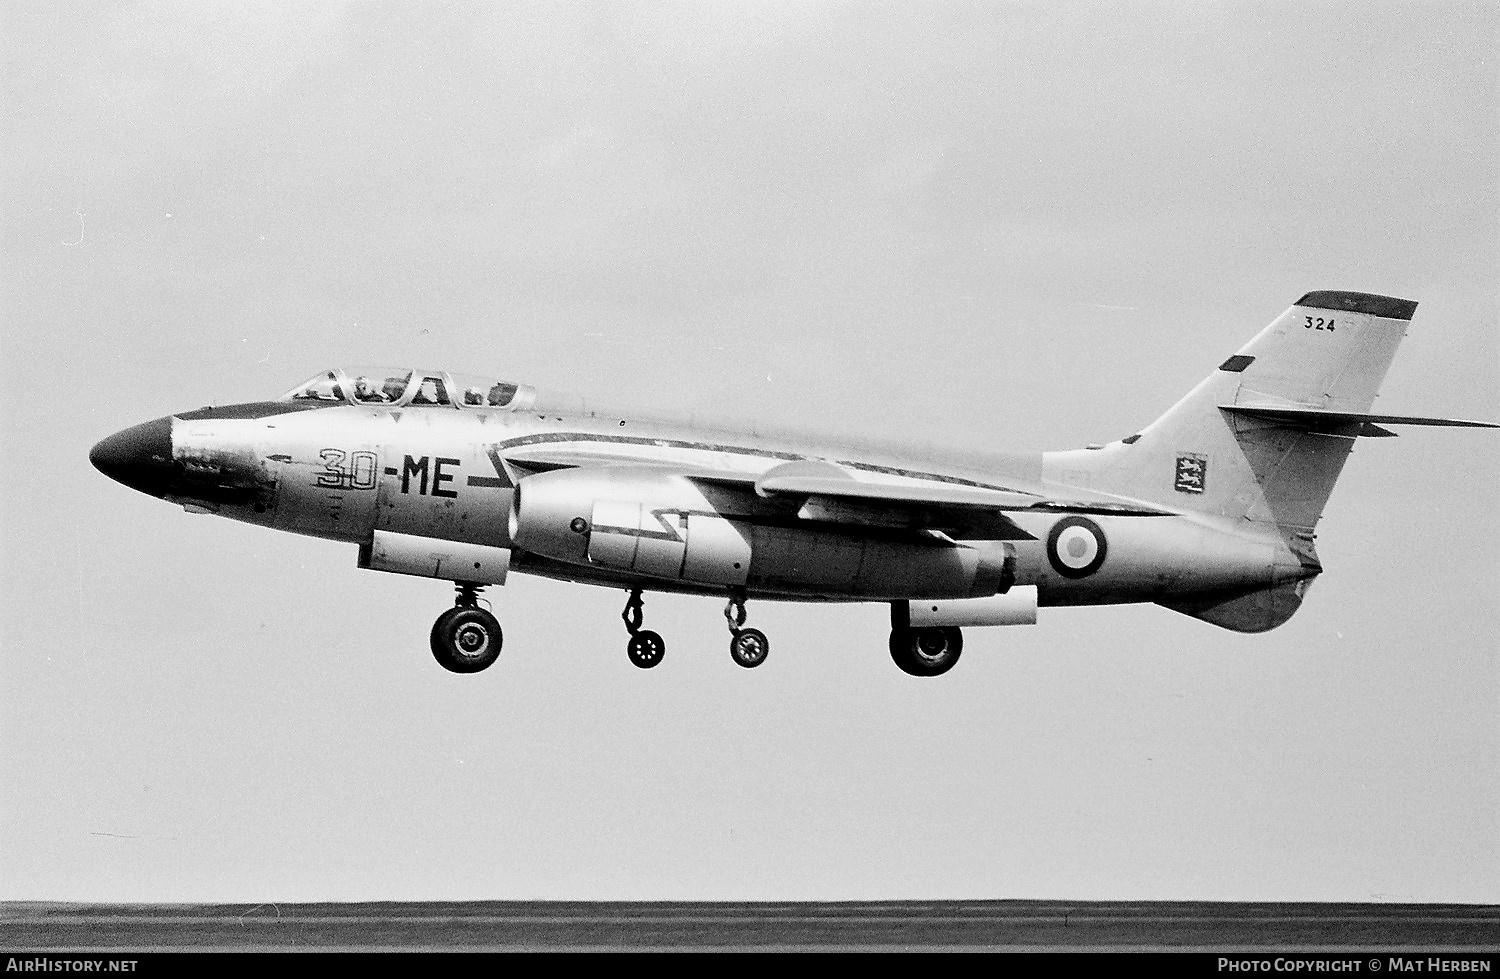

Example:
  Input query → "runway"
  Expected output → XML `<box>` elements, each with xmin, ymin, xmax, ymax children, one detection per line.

<box><xmin>4</xmin><ymin>900</ymin><xmax>1498</xmax><ymax>952</ymax></box>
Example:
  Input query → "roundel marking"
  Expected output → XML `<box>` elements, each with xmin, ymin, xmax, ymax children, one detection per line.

<box><xmin>1046</xmin><ymin>515</ymin><xmax>1108</xmax><ymax>579</ymax></box>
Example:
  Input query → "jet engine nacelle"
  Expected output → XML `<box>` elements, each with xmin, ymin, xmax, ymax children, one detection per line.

<box><xmin>510</xmin><ymin>467</ymin><xmax>753</xmax><ymax>586</ymax></box>
<box><xmin>510</xmin><ymin>467</ymin><xmax>1016</xmax><ymax>599</ymax></box>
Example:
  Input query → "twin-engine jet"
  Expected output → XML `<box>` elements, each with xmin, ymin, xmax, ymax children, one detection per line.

<box><xmin>91</xmin><ymin>291</ymin><xmax>1494</xmax><ymax>677</ymax></box>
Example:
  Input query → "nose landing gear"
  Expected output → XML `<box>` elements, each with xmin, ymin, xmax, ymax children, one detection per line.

<box><xmin>725</xmin><ymin>592</ymin><xmax>769</xmax><ymax>669</ymax></box>
<box><xmin>622</xmin><ymin>589</ymin><xmax>665</xmax><ymax>669</ymax></box>
<box><xmin>431</xmin><ymin>581</ymin><xmax>503</xmax><ymax>674</ymax></box>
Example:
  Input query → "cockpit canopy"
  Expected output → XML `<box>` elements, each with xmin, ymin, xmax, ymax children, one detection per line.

<box><xmin>281</xmin><ymin>368</ymin><xmax>534</xmax><ymax>410</ymax></box>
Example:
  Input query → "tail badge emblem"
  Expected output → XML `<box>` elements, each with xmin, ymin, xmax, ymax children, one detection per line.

<box><xmin>1175</xmin><ymin>454</ymin><xmax>1207</xmax><ymax>494</ymax></box>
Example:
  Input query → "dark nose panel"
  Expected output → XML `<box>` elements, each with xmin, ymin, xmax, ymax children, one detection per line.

<box><xmin>90</xmin><ymin>416</ymin><xmax>175</xmax><ymax>497</ymax></box>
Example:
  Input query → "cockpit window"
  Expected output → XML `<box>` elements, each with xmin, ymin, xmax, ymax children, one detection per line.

<box><xmin>410</xmin><ymin>375</ymin><xmax>450</xmax><ymax>406</ymax></box>
<box><xmin>349</xmin><ymin>371</ymin><xmax>410</xmax><ymax>403</ymax></box>
<box><xmin>291</xmin><ymin>371</ymin><xmax>345</xmax><ymax>402</ymax></box>
<box><xmin>281</xmin><ymin>367</ymin><xmax>532</xmax><ymax>410</ymax></box>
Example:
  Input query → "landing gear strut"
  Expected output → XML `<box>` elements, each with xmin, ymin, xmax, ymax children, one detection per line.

<box><xmin>622</xmin><ymin>589</ymin><xmax>665</xmax><ymax>669</ymax></box>
<box><xmin>725</xmin><ymin>591</ymin><xmax>769</xmax><ymax>669</ymax></box>
<box><xmin>431</xmin><ymin>581</ymin><xmax>503</xmax><ymax>674</ymax></box>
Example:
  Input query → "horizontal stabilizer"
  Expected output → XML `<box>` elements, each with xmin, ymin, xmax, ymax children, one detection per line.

<box><xmin>1221</xmin><ymin>404</ymin><xmax>1499</xmax><ymax>433</ymax></box>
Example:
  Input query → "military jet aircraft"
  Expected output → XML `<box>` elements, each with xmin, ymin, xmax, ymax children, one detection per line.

<box><xmin>90</xmin><ymin>291</ymin><xmax>1494</xmax><ymax>677</ymax></box>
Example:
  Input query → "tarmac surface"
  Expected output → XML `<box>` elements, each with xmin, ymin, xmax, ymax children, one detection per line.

<box><xmin>3</xmin><ymin>900</ymin><xmax>1498</xmax><ymax>952</ymax></box>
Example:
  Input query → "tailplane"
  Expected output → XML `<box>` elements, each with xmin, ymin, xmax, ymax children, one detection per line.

<box><xmin>1044</xmin><ymin>290</ymin><xmax>1499</xmax><ymax>532</ymax></box>
<box><xmin>1042</xmin><ymin>290</ymin><xmax>1495</xmax><ymax>631</ymax></box>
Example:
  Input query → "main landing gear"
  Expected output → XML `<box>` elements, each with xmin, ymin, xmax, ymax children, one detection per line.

<box><xmin>889</xmin><ymin>624</ymin><xmax>963</xmax><ymax>677</ymax></box>
<box><xmin>616</xmin><ymin>588</ymin><xmax>769</xmax><ymax>670</ymax></box>
<box><xmin>622</xmin><ymin>589</ymin><xmax>666</xmax><ymax>669</ymax></box>
<box><xmin>725</xmin><ymin>592</ymin><xmax>769</xmax><ymax>669</ymax></box>
<box><xmin>431</xmin><ymin>582</ymin><xmax>503</xmax><ymax>674</ymax></box>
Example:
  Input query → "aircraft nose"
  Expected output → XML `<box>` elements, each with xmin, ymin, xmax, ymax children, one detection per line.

<box><xmin>89</xmin><ymin>416</ymin><xmax>176</xmax><ymax>497</ymax></box>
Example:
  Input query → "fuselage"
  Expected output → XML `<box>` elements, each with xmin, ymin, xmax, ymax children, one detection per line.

<box><xmin>89</xmin><ymin>377</ymin><xmax>1311</xmax><ymax>610</ymax></box>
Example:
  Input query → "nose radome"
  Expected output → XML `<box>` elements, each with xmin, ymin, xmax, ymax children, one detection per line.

<box><xmin>90</xmin><ymin>416</ymin><xmax>175</xmax><ymax>497</ymax></box>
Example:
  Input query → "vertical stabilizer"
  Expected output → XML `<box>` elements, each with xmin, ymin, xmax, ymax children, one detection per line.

<box><xmin>1044</xmin><ymin>291</ymin><xmax>1417</xmax><ymax>536</ymax></box>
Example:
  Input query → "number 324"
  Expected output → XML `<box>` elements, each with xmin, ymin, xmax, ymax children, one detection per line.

<box><xmin>1304</xmin><ymin>316</ymin><xmax>1336</xmax><ymax>331</ymax></box>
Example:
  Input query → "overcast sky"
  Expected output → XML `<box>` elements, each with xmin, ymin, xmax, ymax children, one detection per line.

<box><xmin>2</xmin><ymin>1</ymin><xmax>1496</xmax><ymax>903</ymax></box>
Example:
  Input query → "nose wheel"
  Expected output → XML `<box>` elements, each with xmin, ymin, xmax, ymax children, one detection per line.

<box><xmin>622</xmin><ymin>589</ymin><xmax>665</xmax><ymax>669</ymax></box>
<box><xmin>431</xmin><ymin>582</ymin><xmax>503</xmax><ymax>674</ymax></box>
<box><xmin>725</xmin><ymin>593</ymin><xmax>769</xmax><ymax>668</ymax></box>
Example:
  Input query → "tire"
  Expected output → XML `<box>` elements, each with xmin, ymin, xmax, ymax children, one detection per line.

<box><xmin>430</xmin><ymin>606</ymin><xmax>503</xmax><ymax>674</ymax></box>
<box><xmin>729</xmin><ymin>628</ymin><xmax>769</xmax><ymax>669</ymax></box>
<box><xmin>627</xmin><ymin>629</ymin><xmax>666</xmax><ymax>669</ymax></box>
<box><xmin>889</xmin><ymin>625</ymin><xmax>963</xmax><ymax>677</ymax></box>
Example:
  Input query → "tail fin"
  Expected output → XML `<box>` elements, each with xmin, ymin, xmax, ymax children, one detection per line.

<box><xmin>1045</xmin><ymin>291</ymin><xmax>1420</xmax><ymax>537</ymax></box>
<box><xmin>1044</xmin><ymin>290</ymin><xmax>1496</xmax><ymax>632</ymax></box>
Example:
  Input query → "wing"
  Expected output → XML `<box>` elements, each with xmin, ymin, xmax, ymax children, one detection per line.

<box><xmin>694</xmin><ymin>460</ymin><xmax>1173</xmax><ymax>540</ymax></box>
<box><xmin>501</xmin><ymin>444</ymin><xmax>1173</xmax><ymax>541</ymax></box>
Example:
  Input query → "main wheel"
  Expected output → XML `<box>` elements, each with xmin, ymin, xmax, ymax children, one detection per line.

<box><xmin>889</xmin><ymin>625</ymin><xmax>963</xmax><ymax>677</ymax></box>
<box><xmin>627</xmin><ymin>629</ymin><xmax>666</xmax><ymax>669</ymax></box>
<box><xmin>431</xmin><ymin>606</ymin><xmax>503</xmax><ymax>674</ymax></box>
<box><xmin>729</xmin><ymin>628</ymin><xmax>769</xmax><ymax>669</ymax></box>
